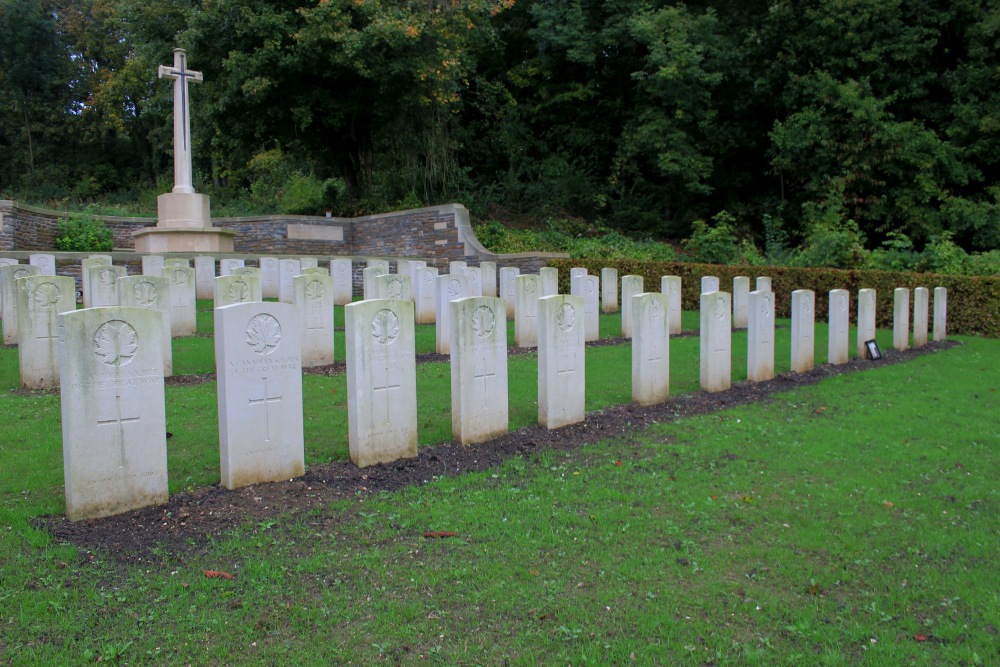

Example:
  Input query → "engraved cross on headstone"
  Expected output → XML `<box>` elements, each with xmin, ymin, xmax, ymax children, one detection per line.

<box><xmin>97</xmin><ymin>392</ymin><xmax>141</xmax><ymax>469</ymax></box>
<box><xmin>372</xmin><ymin>359</ymin><xmax>401</xmax><ymax>425</ymax></box>
<box><xmin>473</xmin><ymin>346</ymin><xmax>496</xmax><ymax>409</ymax></box>
<box><xmin>158</xmin><ymin>49</ymin><xmax>203</xmax><ymax>194</ymax></box>
<box><xmin>248</xmin><ymin>376</ymin><xmax>282</xmax><ymax>442</ymax></box>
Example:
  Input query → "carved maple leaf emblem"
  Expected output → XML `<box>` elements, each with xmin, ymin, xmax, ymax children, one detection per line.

<box><xmin>306</xmin><ymin>280</ymin><xmax>325</xmax><ymax>301</ymax></box>
<box><xmin>557</xmin><ymin>303</ymin><xmax>576</xmax><ymax>331</ymax></box>
<box><xmin>246</xmin><ymin>314</ymin><xmax>281</xmax><ymax>354</ymax></box>
<box><xmin>472</xmin><ymin>305</ymin><xmax>496</xmax><ymax>337</ymax></box>
<box><xmin>371</xmin><ymin>308</ymin><xmax>400</xmax><ymax>345</ymax></box>
<box><xmin>230</xmin><ymin>281</ymin><xmax>250</xmax><ymax>303</ymax></box>
<box><xmin>134</xmin><ymin>281</ymin><xmax>157</xmax><ymax>306</ymax></box>
<box><xmin>93</xmin><ymin>320</ymin><xmax>138</xmax><ymax>366</ymax></box>
<box><xmin>32</xmin><ymin>282</ymin><xmax>61</xmax><ymax>310</ymax></box>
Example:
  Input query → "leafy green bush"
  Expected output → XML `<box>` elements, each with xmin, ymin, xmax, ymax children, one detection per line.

<box><xmin>472</xmin><ymin>218</ymin><xmax>676</xmax><ymax>260</ymax></box>
<box><xmin>682</xmin><ymin>212</ymin><xmax>742</xmax><ymax>264</ymax></box>
<box><xmin>791</xmin><ymin>218</ymin><xmax>869</xmax><ymax>269</ymax></box>
<box><xmin>866</xmin><ymin>231</ymin><xmax>920</xmax><ymax>272</ymax></box>
<box><xmin>55</xmin><ymin>210</ymin><xmax>114</xmax><ymax>251</ymax></box>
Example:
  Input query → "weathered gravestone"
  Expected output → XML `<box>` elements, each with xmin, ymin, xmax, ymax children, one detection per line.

<box><xmin>368</xmin><ymin>258</ymin><xmax>390</xmax><ymax>274</ymax></box>
<box><xmin>301</xmin><ymin>267</ymin><xmax>330</xmax><ymax>276</ymax></box>
<box><xmin>448</xmin><ymin>260</ymin><xmax>466</xmax><ymax>275</ymax></box>
<box><xmin>538</xmin><ymin>295</ymin><xmax>586</xmax><ymax>429</ymax></box>
<box><xmin>220</xmin><ymin>258</ymin><xmax>244</xmax><ymax>276</ymax></box>
<box><xmin>499</xmin><ymin>267</ymin><xmax>519</xmax><ymax>319</ymax></box>
<box><xmin>345</xmin><ymin>299</ymin><xmax>418</xmax><ymax>467</ymax></box>
<box><xmin>214</xmin><ymin>275</ymin><xmax>261</xmax><ymax>308</ymax></box>
<box><xmin>89</xmin><ymin>265</ymin><xmax>125</xmax><ymax>308</ymax></box>
<box><xmin>620</xmin><ymin>275</ymin><xmax>643</xmax><ymax>339</ymax></box>
<box><xmin>0</xmin><ymin>258</ymin><xmax>16</xmax><ymax>315</ymax></box>
<box><xmin>117</xmin><ymin>276</ymin><xmax>173</xmax><ymax>377</ymax></box>
<box><xmin>660</xmin><ymin>275</ymin><xmax>682</xmax><ymax>335</ymax></box>
<box><xmin>29</xmin><ymin>254</ymin><xmax>56</xmax><ymax>275</ymax></box>
<box><xmin>436</xmin><ymin>274</ymin><xmax>468</xmax><ymax>354</ymax></box>
<box><xmin>331</xmin><ymin>258</ymin><xmax>354</xmax><ymax>305</ymax></box>
<box><xmin>194</xmin><ymin>256</ymin><xmax>216</xmax><ymax>300</ymax></box>
<box><xmin>894</xmin><ymin>287</ymin><xmax>910</xmax><ymax>351</ymax></box>
<box><xmin>570</xmin><ymin>267</ymin><xmax>587</xmax><ymax>296</ymax></box>
<box><xmin>163</xmin><ymin>257</ymin><xmax>189</xmax><ymax>269</ymax></box>
<box><xmin>480</xmin><ymin>261</ymin><xmax>497</xmax><ymax>298</ymax></box>
<box><xmin>300</xmin><ymin>257</ymin><xmax>318</xmax><ymax>270</ymax></box>
<box><xmin>232</xmin><ymin>266</ymin><xmax>261</xmax><ymax>281</ymax></box>
<box><xmin>406</xmin><ymin>261</ymin><xmax>428</xmax><ymax>303</ymax></box>
<box><xmin>451</xmin><ymin>296</ymin><xmax>508</xmax><ymax>445</ymax></box>
<box><xmin>747</xmin><ymin>289</ymin><xmax>775</xmax><ymax>382</ymax></box>
<box><xmin>463</xmin><ymin>266</ymin><xmax>484</xmax><ymax>297</ymax></box>
<box><xmin>89</xmin><ymin>254</ymin><xmax>113</xmax><ymax>263</ymax></box>
<box><xmin>933</xmin><ymin>287</ymin><xmax>947</xmax><ymax>341</ymax></box>
<box><xmin>60</xmin><ymin>307</ymin><xmax>167</xmax><ymax>521</ymax></box>
<box><xmin>260</xmin><ymin>257</ymin><xmax>280</xmax><ymax>299</ymax></box>
<box><xmin>1</xmin><ymin>264</ymin><xmax>39</xmax><ymax>344</ymax></box>
<box><xmin>828</xmin><ymin>289</ymin><xmax>850</xmax><ymax>365</ymax></box>
<box><xmin>279</xmin><ymin>258</ymin><xmax>301</xmax><ymax>303</ymax></box>
<box><xmin>215</xmin><ymin>302</ymin><xmax>304</xmax><ymax>489</ymax></box>
<box><xmin>913</xmin><ymin>287</ymin><xmax>929</xmax><ymax>347</ymax></box>
<box><xmin>540</xmin><ymin>267</ymin><xmax>558</xmax><ymax>297</ymax></box>
<box><xmin>376</xmin><ymin>274</ymin><xmax>411</xmax><ymax>301</ymax></box>
<box><xmin>362</xmin><ymin>266</ymin><xmax>386</xmax><ymax>300</ymax></box>
<box><xmin>700</xmin><ymin>291</ymin><xmax>731</xmax><ymax>392</ymax></box>
<box><xmin>756</xmin><ymin>276</ymin><xmax>772</xmax><ymax>292</ymax></box>
<box><xmin>167</xmin><ymin>266</ymin><xmax>197</xmax><ymax>337</ymax></box>
<box><xmin>293</xmin><ymin>273</ymin><xmax>335</xmax><ymax>367</ymax></box>
<box><xmin>701</xmin><ymin>276</ymin><xmax>720</xmax><ymax>294</ymax></box>
<box><xmin>857</xmin><ymin>288</ymin><xmax>877</xmax><ymax>358</ymax></box>
<box><xmin>17</xmin><ymin>275</ymin><xmax>75</xmax><ymax>389</ymax></box>
<box><xmin>601</xmin><ymin>268</ymin><xmax>618</xmax><ymax>313</ymax></box>
<box><xmin>80</xmin><ymin>257</ymin><xmax>111</xmax><ymax>308</ymax></box>
<box><xmin>415</xmin><ymin>266</ymin><xmax>438</xmax><ymax>324</ymax></box>
<box><xmin>514</xmin><ymin>273</ymin><xmax>541</xmax><ymax>348</ymax></box>
<box><xmin>790</xmin><ymin>289</ymin><xmax>815</xmax><ymax>373</ymax></box>
<box><xmin>573</xmin><ymin>274</ymin><xmax>600</xmax><ymax>342</ymax></box>
<box><xmin>632</xmin><ymin>292</ymin><xmax>670</xmax><ymax>406</ymax></box>
<box><xmin>733</xmin><ymin>276</ymin><xmax>750</xmax><ymax>329</ymax></box>
<box><xmin>141</xmin><ymin>255</ymin><xmax>165</xmax><ymax>276</ymax></box>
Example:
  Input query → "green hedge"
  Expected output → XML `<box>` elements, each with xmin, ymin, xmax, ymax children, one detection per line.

<box><xmin>550</xmin><ymin>259</ymin><xmax>1000</xmax><ymax>338</ymax></box>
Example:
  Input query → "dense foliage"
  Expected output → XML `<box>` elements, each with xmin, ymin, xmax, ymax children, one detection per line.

<box><xmin>1</xmin><ymin>0</ymin><xmax>998</xmax><ymax>255</ymax></box>
<box><xmin>54</xmin><ymin>210</ymin><xmax>114</xmax><ymax>252</ymax></box>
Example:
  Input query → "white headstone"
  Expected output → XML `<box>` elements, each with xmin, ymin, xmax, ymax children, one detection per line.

<box><xmin>279</xmin><ymin>258</ymin><xmax>301</xmax><ymax>303</ymax></box>
<box><xmin>368</xmin><ymin>258</ymin><xmax>390</xmax><ymax>273</ymax></box>
<box><xmin>632</xmin><ymin>292</ymin><xmax>670</xmax><ymax>406</ymax></box>
<box><xmin>117</xmin><ymin>276</ymin><xmax>173</xmax><ymax>378</ymax></box>
<box><xmin>893</xmin><ymin>287</ymin><xmax>910</xmax><ymax>351</ymax></box>
<box><xmin>141</xmin><ymin>255</ymin><xmax>165</xmax><ymax>276</ymax></box>
<box><xmin>933</xmin><ymin>287</ymin><xmax>947</xmax><ymax>341</ymax></box>
<box><xmin>448</xmin><ymin>261</ymin><xmax>467</xmax><ymax>275</ymax></box>
<box><xmin>574</xmin><ymin>274</ymin><xmax>600</xmax><ymax>342</ymax></box>
<box><xmin>415</xmin><ymin>266</ymin><xmax>439</xmax><ymax>324</ymax></box>
<box><xmin>450</xmin><ymin>296</ymin><xmax>508</xmax><ymax>445</ymax></box>
<box><xmin>913</xmin><ymin>287</ymin><xmax>929</xmax><ymax>347</ymax></box>
<box><xmin>219</xmin><ymin>258</ymin><xmax>245</xmax><ymax>276</ymax></box>
<box><xmin>167</xmin><ymin>266</ymin><xmax>197</xmax><ymax>337</ymax></box>
<box><xmin>89</xmin><ymin>265</ymin><xmax>125</xmax><ymax>308</ymax></box>
<box><xmin>538</xmin><ymin>295</ymin><xmax>586</xmax><ymax>429</ymax></box>
<box><xmin>362</xmin><ymin>265</ymin><xmax>386</xmax><ymax>300</ymax></box>
<box><xmin>540</xmin><ymin>267</ymin><xmax>558</xmax><ymax>297</ymax></box>
<box><xmin>331</xmin><ymin>258</ymin><xmax>354</xmax><ymax>305</ymax></box>
<box><xmin>733</xmin><ymin>276</ymin><xmax>750</xmax><ymax>329</ymax></box>
<box><xmin>857</xmin><ymin>288</ymin><xmax>877</xmax><ymax>358</ymax></box>
<box><xmin>293</xmin><ymin>274</ymin><xmax>335</xmax><ymax>367</ymax></box>
<box><xmin>1</xmin><ymin>264</ymin><xmax>39</xmax><ymax>344</ymax></box>
<box><xmin>436</xmin><ymin>274</ymin><xmax>468</xmax><ymax>354</ymax></box>
<box><xmin>660</xmin><ymin>275</ymin><xmax>682</xmax><ymax>335</ymax></box>
<box><xmin>260</xmin><ymin>257</ymin><xmax>280</xmax><ymax>299</ymax></box>
<box><xmin>570</xmin><ymin>267</ymin><xmax>587</xmax><ymax>296</ymax></box>
<box><xmin>620</xmin><ymin>275</ymin><xmax>644</xmax><ymax>339</ymax></box>
<box><xmin>700</xmin><ymin>291</ymin><xmax>731</xmax><ymax>392</ymax></box>
<box><xmin>601</xmin><ymin>268</ymin><xmax>619</xmax><ymax>313</ymax></box>
<box><xmin>747</xmin><ymin>290</ymin><xmax>775</xmax><ymax>382</ymax></box>
<box><xmin>790</xmin><ymin>289</ymin><xmax>815</xmax><ymax>373</ymax></box>
<box><xmin>376</xmin><ymin>274</ymin><xmax>411</xmax><ymax>302</ymax></box>
<box><xmin>0</xmin><ymin>258</ymin><xmax>18</xmax><ymax>267</ymax></box>
<box><xmin>462</xmin><ymin>266</ymin><xmax>484</xmax><ymax>297</ymax></box>
<box><xmin>300</xmin><ymin>257</ymin><xmax>318</xmax><ymax>270</ymax></box>
<box><xmin>301</xmin><ymin>267</ymin><xmax>329</xmax><ymax>276</ymax></box>
<box><xmin>232</xmin><ymin>266</ymin><xmax>261</xmax><ymax>280</ymax></box>
<box><xmin>60</xmin><ymin>307</ymin><xmax>167</xmax><ymax>521</ymax></box>
<box><xmin>215</xmin><ymin>302</ymin><xmax>304</xmax><ymax>489</ymax></box>
<box><xmin>514</xmin><ymin>273</ymin><xmax>541</xmax><ymax>348</ymax></box>
<box><xmin>81</xmin><ymin>257</ymin><xmax>111</xmax><ymax>308</ymax></box>
<box><xmin>29</xmin><ymin>254</ymin><xmax>56</xmax><ymax>275</ymax></box>
<box><xmin>701</xmin><ymin>276</ymin><xmax>720</xmax><ymax>294</ymax></box>
<box><xmin>89</xmin><ymin>254</ymin><xmax>113</xmax><ymax>263</ymax></box>
<box><xmin>214</xmin><ymin>274</ymin><xmax>261</xmax><ymax>308</ymax></box>
<box><xmin>828</xmin><ymin>289</ymin><xmax>850</xmax><ymax>365</ymax></box>
<box><xmin>756</xmin><ymin>276</ymin><xmax>771</xmax><ymax>292</ymax></box>
<box><xmin>407</xmin><ymin>260</ymin><xmax>428</xmax><ymax>303</ymax></box>
<box><xmin>480</xmin><ymin>261</ymin><xmax>497</xmax><ymax>298</ymax></box>
<box><xmin>194</xmin><ymin>255</ymin><xmax>215</xmax><ymax>300</ymax></box>
<box><xmin>345</xmin><ymin>299</ymin><xmax>418</xmax><ymax>467</ymax></box>
<box><xmin>163</xmin><ymin>257</ymin><xmax>190</xmax><ymax>269</ymax></box>
<box><xmin>16</xmin><ymin>275</ymin><xmax>75</xmax><ymax>389</ymax></box>
<box><xmin>499</xmin><ymin>267</ymin><xmax>520</xmax><ymax>319</ymax></box>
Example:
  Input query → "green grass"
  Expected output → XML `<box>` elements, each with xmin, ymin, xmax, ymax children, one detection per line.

<box><xmin>0</xmin><ymin>307</ymin><xmax>996</xmax><ymax>665</ymax></box>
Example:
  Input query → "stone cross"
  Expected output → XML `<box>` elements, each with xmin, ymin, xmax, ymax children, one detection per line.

<box><xmin>158</xmin><ymin>49</ymin><xmax>203</xmax><ymax>194</ymax></box>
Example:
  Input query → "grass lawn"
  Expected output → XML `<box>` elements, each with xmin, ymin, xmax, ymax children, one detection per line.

<box><xmin>0</xmin><ymin>302</ymin><xmax>996</xmax><ymax>665</ymax></box>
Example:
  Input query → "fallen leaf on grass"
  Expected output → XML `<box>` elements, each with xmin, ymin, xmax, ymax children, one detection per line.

<box><xmin>203</xmin><ymin>570</ymin><xmax>235</xmax><ymax>580</ymax></box>
<box><xmin>883</xmin><ymin>501</ymin><xmax>895</xmax><ymax>509</ymax></box>
<box><xmin>914</xmin><ymin>634</ymin><xmax>927</xmax><ymax>642</ymax></box>
<box><xmin>423</xmin><ymin>531</ymin><xmax>458</xmax><ymax>539</ymax></box>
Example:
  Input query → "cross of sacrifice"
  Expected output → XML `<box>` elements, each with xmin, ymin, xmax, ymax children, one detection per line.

<box><xmin>158</xmin><ymin>49</ymin><xmax>203</xmax><ymax>194</ymax></box>
<box><xmin>248</xmin><ymin>376</ymin><xmax>283</xmax><ymax>442</ymax></box>
<box><xmin>97</xmin><ymin>391</ymin><xmax>141</xmax><ymax>469</ymax></box>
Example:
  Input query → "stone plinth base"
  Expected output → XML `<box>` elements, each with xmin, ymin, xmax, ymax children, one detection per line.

<box><xmin>133</xmin><ymin>227</ymin><xmax>236</xmax><ymax>253</ymax></box>
<box><xmin>157</xmin><ymin>192</ymin><xmax>211</xmax><ymax>228</ymax></box>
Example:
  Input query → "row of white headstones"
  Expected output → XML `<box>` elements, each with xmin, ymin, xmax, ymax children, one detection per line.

<box><xmin>0</xmin><ymin>256</ymin><xmax>947</xmax><ymax>521</ymax></box>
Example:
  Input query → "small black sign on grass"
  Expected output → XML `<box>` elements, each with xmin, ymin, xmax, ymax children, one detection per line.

<box><xmin>865</xmin><ymin>339</ymin><xmax>883</xmax><ymax>360</ymax></box>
